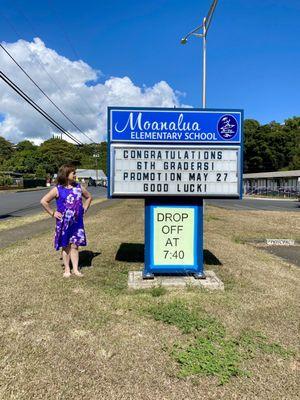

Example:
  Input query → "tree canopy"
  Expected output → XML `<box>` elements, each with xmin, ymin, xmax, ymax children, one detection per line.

<box><xmin>0</xmin><ymin>136</ymin><xmax>107</xmax><ymax>177</ymax></box>
<box><xmin>0</xmin><ymin>116</ymin><xmax>299</xmax><ymax>176</ymax></box>
<box><xmin>0</xmin><ymin>137</ymin><xmax>14</xmax><ymax>165</ymax></box>
<box><xmin>244</xmin><ymin>116</ymin><xmax>299</xmax><ymax>172</ymax></box>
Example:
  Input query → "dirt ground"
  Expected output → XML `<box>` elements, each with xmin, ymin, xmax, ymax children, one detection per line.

<box><xmin>0</xmin><ymin>200</ymin><xmax>299</xmax><ymax>400</ymax></box>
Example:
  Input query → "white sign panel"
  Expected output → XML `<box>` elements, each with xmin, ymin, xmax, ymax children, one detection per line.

<box><xmin>110</xmin><ymin>144</ymin><xmax>241</xmax><ymax>197</ymax></box>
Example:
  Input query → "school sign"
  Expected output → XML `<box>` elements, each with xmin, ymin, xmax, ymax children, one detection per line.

<box><xmin>108</xmin><ymin>107</ymin><xmax>243</xmax><ymax>278</ymax></box>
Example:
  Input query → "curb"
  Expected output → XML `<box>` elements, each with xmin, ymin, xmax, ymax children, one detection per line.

<box><xmin>244</xmin><ymin>196</ymin><xmax>297</xmax><ymax>202</ymax></box>
<box><xmin>0</xmin><ymin>187</ymin><xmax>49</xmax><ymax>195</ymax></box>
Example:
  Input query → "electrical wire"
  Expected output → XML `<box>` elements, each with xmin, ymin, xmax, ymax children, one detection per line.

<box><xmin>0</xmin><ymin>70</ymin><xmax>83</xmax><ymax>145</ymax></box>
<box><xmin>1</xmin><ymin>8</ymin><xmax>98</xmax><ymax>144</ymax></box>
<box><xmin>0</xmin><ymin>43</ymin><xmax>96</xmax><ymax>143</ymax></box>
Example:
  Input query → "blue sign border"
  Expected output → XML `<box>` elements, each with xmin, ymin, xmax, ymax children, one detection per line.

<box><xmin>108</xmin><ymin>106</ymin><xmax>243</xmax><ymax>144</ymax></box>
<box><xmin>144</xmin><ymin>198</ymin><xmax>204</xmax><ymax>276</ymax></box>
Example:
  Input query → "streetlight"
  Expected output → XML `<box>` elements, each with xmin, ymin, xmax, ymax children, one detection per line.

<box><xmin>180</xmin><ymin>0</ymin><xmax>218</xmax><ymax>108</ymax></box>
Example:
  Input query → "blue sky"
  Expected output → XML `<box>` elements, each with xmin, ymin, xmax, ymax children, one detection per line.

<box><xmin>0</xmin><ymin>0</ymin><xmax>299</xmax><ymax>142</ymax></box>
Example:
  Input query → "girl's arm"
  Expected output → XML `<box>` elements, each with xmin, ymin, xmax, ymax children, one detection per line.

<box><xmin>40</xmin><ymin>187</ymin><xmax>62</xmax><ymax>220</ymax></box>
<box><xmin>81</xmin><ymin>186</ymin><xmax>92</xmax><ymax>214</ymax></box>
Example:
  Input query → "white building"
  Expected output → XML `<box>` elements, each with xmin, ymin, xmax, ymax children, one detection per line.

<box><xmin>243</xmin><ymin>170</ymin><xmax>300</xmax><ymax>197</ymax></box>
<box><xmin>76</xmin><ymin>169</ymin><xmax>107</xmax><ymax>186</ymax></box>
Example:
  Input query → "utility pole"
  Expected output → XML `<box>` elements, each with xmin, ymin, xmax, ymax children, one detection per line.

<box><xmin>181</xmin><ymin>0</ymin><xmax>218</xmax><ymax>108</ymax></box>
<box><xmin>93</xmin><ymin>152</ymin><xmax>100</xmax><ymax>183</ymax></box>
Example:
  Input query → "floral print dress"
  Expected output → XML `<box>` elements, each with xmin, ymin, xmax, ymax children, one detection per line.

<box><xmin>54</xmin><ymin>183</ymin><xmax>87</xmax><ymax>250</ymax></box>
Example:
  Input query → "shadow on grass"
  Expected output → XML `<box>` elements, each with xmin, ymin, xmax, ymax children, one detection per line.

<box><xmin>115</xmin><ymin>243</ymin><xmax>222</xmax><ymax>266</ymax></box>
<box><xmin>0</xmin><ymin>214</ymin><xmax>21</xmax><ymax>219</ymax></box>
<box><xmin>79</xmin><ymin>250</ymin><xmax>101</xmax><ymax>269</ymax></box>
<box><xmin>115</xmin><ymin>243</ymin><xmax>144</xmax><ymax>262</ymax></box>
<box><xmin>203</xmin><ymin>250</ymin><xmax>222</xmax><ymax>266</ymax></box>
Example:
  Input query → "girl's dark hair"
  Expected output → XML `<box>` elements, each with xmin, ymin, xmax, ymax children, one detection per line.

<box><xmin>57</xmin><ymin>164</ymin><xmax>76</xmax><ymax>186</ymax></box>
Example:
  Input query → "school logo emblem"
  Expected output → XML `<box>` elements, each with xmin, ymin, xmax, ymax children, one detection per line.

<box><xmin>217</xmin><ymin>115</ymin><xmax>238</xmax><ymax>139</ymax></box>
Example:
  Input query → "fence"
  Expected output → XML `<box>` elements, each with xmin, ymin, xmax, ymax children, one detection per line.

<box><xmin>23</xmin><ymin>179</ymin><xmax>47</xmax><ymax>189</ymax></box>
<box><xmin>245</xmin><ymin>186</ymin><xmax>299</xmax><ymax>198</ymax></box>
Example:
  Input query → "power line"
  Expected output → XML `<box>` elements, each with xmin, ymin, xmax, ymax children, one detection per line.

<box><xmin>0</xmin><ymin>43</ymin><xmax>96</xmax><ymax>143</ymax></box>
<box><xmin>0</xmin><ymin>70</ymin><xmax>83</xmax><ymax>145</ymax></box>
<box><xmin>1</xmin><ymin>8</ymin><xmax>98</xmax><ymax>143</ymax></box>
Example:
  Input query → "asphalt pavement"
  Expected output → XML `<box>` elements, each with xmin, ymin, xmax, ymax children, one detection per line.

<box><xmin>0</xmin><ymin>189</ymin><xmax>299</xmax><ymax>220</ymax></box>
<box><xmin>0</xmin><ymin>186</ymin><xmax>107</xmax><ymax>219</ymax></box>
<box><xmin>0</xmin><ymin>198</ymin><xmax>120</xmax><ymax>249</ymax></box>
<box><xmin>0</xmin><ymin>190</ymin><xmax>298</xmax><ymax>267</ymax></box>
<box><xmin>262</xmin><ymin>245</ymin><xmax>300</xmax><ymax>267</ymax></box>
<box><xmin>206</xmin><ymin>197</ymin><xmax>299</xmax><ymax>211</ymax></box>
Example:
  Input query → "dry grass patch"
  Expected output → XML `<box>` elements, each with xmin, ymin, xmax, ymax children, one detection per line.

<box><xmin>0</xmin><ymin>200</ymin><xmax>299</xmax><ymax>399</ymax></box>
<box><xmin>0</xmin><ymin>212</ymin><xmax>50</xmax><ymax>232</ymax></box>
<box><xmin>205</xmin><ymin>205</ymin><xmax>300</xmax><ymax>242</ymax></box>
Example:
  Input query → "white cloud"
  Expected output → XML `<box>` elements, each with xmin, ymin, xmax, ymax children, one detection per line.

<box><xmin>0</xmin><ymin>38</ymin><xmax>182</xmax><ymax>144</ymax></box>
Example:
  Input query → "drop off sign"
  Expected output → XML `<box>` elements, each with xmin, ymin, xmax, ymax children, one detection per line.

<box><xmin>153</xmin><ymin>207</ymin><xmax>195</xmax><ymax>266</ymax></box>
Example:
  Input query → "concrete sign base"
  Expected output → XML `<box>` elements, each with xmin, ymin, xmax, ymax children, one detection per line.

<box><xmin>128</xmin><ymin>270</ymin><xmax>224</xmax><ymax>291</ymax></box>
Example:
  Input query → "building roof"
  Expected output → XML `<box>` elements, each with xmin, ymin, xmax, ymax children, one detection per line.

<box><xmin>243</xmin><ymin>170</ymin><xmax>300</xmax><ymax>179</ymax></box>
<box><xmin>0</xmin><ymin>171</ymin><xmax>23</xmax><ymax>177</ymax></box>
<box><xmin>76</xmin><ymin>169</ymin><xmax>107</xmax><ymax>180</ymax></box>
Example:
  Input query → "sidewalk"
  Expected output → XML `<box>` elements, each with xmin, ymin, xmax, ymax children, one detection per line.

<box><xmin>244</xmin><ymin>195</ymin><xmax>297</xmax><ymax>202</ymax></box>
<box><xmin>0</xmin><ymin>187</ymin><xmax>49</xmax><ymax>195</ymax></box>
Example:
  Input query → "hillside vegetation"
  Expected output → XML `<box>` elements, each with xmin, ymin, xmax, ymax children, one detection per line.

<box><xmin>0</xmin><ymin>117</ymin><xmax>299</xmax><ymax>177</ymax></box>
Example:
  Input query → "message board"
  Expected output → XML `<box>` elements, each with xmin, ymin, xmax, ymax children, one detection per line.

<box><xmin>153</xmin><ymin>207</ymin><xmax>195</xmax><ymax>266</ymax></box>
<box><xmin>110</xmin><ymin>144</ymin><xmax>241</xmax><ymax>197</ymax></box>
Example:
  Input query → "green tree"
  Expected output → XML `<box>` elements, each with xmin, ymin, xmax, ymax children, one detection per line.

<box><xmin>77</xmin><ymin>142</ymin><xmax>107</xmax><ymax>174</ymax></box>
<box><xmin>2</xmin><ymin>146</ymin><xmax>41</xmax><ymax>174</ymax></box>
<box><xmin>99</xmin><ymin>142</ymin><xmax>107</xmax><ymax>174</ymax></box>
<box><xmin>35</xmin><ymin>164</ymin><xmax>47</xmax><ymax>178</ymax></box>
<box><xmin>16</xmin><ymin>140</ymin><xmax>37</xmax><ymax>152</ymax></box>
<box><xmin>0</xmin><ymin>136</ymin><xmax>14</xmax><ymax>167</ymax></box>
<box><xmin>243</xmin><ymin>117</ymin><xmax>300</xmax><ymax>173</ymax></box>
<box><xmin>39</xmin><ymin>138</ymin><xmax>81</xmax><ymax>174</ymax></box>
<box><xmin>243</xmin><ymin>119</ymin><xmax>262</xmax><ymax>172</ymax></box>
<box><xmin>284</xmin><ymin>117</ymin><xmax>300</xmax><ymax>170</ymax></box>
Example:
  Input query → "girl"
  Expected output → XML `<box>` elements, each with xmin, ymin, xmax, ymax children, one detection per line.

<box><xmin>41</xmin><ymin>164</ymin><xmax>92</xmax><ymax>278</ymax></box>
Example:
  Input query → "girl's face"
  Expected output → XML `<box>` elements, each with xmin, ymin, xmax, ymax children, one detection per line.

<box><xmin>67</xmin><ymin>170</ymin><xmax>76</xmax><ymax>182</ymax></box>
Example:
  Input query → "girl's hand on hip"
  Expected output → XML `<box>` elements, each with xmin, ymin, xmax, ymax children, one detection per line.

<box><xmin>54</xmin><ymin>211</ymin><xmax>63</xmax><ymax>221</ymax></box>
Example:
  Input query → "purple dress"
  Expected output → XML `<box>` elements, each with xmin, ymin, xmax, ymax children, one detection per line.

<box><xmin>54</xmin><ymin>183</ymin><xmax>87</xmax><ymax>250</ymax></box>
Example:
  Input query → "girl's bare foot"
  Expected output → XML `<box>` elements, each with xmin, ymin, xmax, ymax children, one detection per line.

<box><xmin>73</xmin><ymin>271</ymin><xmax>83</xmax><ymax>277</ymax></box>
<box><xmin>63</xmin><ymin>272</ymin><xmax>71</xmax><ymax>278</ymax></box>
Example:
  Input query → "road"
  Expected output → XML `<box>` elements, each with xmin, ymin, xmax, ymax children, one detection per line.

<box><xmin>0</xmin><ymin>186</ymin><xmax>107</xmax><ymax>219</ymax></box>
<box><xmin>0</xmin><ymin>189</ymin><xmax>299</xmax><ymax>219</ymax></box>
<box><xmin>0</xmin><ymin>198</ymin><xmax>120</xmax><ymax>249</ymax></box>
<box><xmin>0</xmin><ymin>190</ymin><xmax>298</xmax><ymax>266</ymax></box>
<box><xmin>206</xmin><ymin>197</ymin><xmax>299</xmax><ymax>212</ymax></box>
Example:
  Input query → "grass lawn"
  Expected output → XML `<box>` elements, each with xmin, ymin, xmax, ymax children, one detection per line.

<box><xmin>0</xmin><ymin>200</ymin><xmax>299</xmax><ymax>399</ymax></box>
